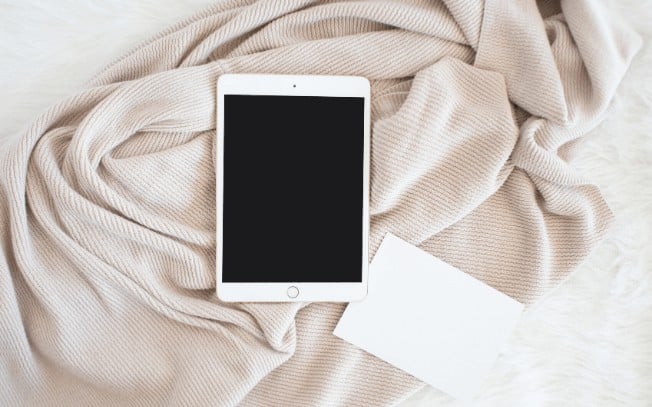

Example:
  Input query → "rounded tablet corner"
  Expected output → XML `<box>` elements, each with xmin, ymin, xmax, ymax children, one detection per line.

<box><xmin>216</xmin><ymin>73</ymin><xmax>234</xmax><ymax>88</ymax></box>
<box><xmin>216</xmin><ymin>288</ymin><xmax>235</xmax><ymax>303</ymax></box>
<box><xmin>360</xmin><ymin>76</ymin><xmax>371</xmax><ymax>89</ymax></box>
<box><xmin>349</xmin><ymin>75</ymin><xmax>370</xmax><ymax>93</ymax></box>
<box><xmin>349</xmin><ymin>286</ymin><xmax>368</xmax><ymax>302</ymax></box>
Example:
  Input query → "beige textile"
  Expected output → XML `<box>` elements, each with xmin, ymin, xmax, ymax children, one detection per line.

<box><xmin>0</xmin><ymin>0</ymin><xmax>640</xmax><ymax>405</ymax></box>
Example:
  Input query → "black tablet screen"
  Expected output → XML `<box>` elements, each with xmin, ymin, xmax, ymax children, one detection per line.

<box><xmin>221</xmin><ymin>95</ymin><xmax>365</xmax><ymax>283</ymax></box>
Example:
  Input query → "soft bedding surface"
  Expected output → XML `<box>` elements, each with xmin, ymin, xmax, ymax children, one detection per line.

<box><xmin>0</xmin><ymin>0</ymin><xmax>649</xmax><ymax>406</ymax></box>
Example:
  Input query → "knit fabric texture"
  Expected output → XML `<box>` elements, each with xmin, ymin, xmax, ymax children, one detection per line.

<box><xmin>0</xmin><ymin>0</ymin><xmax>640</xmax><ymax>405</ymax></box>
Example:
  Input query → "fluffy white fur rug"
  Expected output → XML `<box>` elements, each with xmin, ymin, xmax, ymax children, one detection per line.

<box><xmin>1</xmin><ymin>1</ymin><xmax>650</xmax><ymax>406</ymax></box>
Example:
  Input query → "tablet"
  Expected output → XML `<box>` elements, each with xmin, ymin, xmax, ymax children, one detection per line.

<box><xmin>216</xmin><ymin>74</ymin><xmax>370</xmax><ymax>302</ymax></box>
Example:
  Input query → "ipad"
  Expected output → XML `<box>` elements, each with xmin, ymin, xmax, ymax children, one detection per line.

<box><xmin>216</xmin><ymin>74</ymin><xmax>370</xmax><ymax>302</ymax></box>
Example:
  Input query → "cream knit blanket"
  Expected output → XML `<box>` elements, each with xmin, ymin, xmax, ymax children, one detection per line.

<box><xmin>0</xmin><ymin>0</ymin><xmax>640</xmax><ymax>405</ymax></box>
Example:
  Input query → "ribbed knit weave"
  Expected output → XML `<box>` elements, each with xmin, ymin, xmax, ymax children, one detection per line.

<box><xmin>0</xmin><ymin>0</ymin><xmax>640</xmax><ymax>406</ymax></box>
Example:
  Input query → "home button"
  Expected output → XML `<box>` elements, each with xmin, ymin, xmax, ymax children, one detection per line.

<box><xmin>287</xmin><ymin>286</ymin><xmax>299</xmax><ymax>299</ymax></box>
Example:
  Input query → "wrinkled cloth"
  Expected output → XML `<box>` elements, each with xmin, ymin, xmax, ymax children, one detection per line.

<box><xmin>0</xmin><ymin>0</ymin><xmax>640</xmax><ymax>405</ymax></box>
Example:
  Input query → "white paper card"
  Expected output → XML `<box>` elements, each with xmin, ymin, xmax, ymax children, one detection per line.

<box><xmin>333</xmin><ymin>233</ymin><xmax>524</xmax><ymax>403</ymax></box>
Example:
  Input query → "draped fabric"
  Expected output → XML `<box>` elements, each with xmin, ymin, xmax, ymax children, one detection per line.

<box><xmin>0</xmin><ymin>0</ymin><xmax>639</xmax><ymax>405</ymax></box>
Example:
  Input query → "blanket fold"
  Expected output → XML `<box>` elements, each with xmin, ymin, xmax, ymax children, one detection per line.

<box><xmin>0</xmin><ymin>0</ymin><xmax>640</xmax><ymax>405</ymax></box>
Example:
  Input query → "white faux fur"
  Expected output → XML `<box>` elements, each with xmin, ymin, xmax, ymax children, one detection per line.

<box><xmin>1</xmin><ymin>1</ymin><xmax>650</xmax><ymax>406</ymax></box>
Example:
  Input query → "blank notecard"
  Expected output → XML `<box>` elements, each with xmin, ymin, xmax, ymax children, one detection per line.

<box><xmin>333</xmin><ymin>232</ymin><xmax>524</xmax><ymax>403</ymax></box>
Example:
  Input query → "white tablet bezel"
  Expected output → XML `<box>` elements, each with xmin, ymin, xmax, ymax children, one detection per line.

<box><xmin>216</xmin><ymin>73</ymin><xmax>370</xmax><ymax>302</ymax></box>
